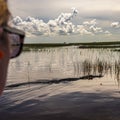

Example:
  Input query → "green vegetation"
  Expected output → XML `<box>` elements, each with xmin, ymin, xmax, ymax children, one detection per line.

<box><xmin>23</xmin><ymin>43</ymin><xmax>69</xmax><ymax>51</ymax></box>
<box><xmin>23</xmin><ymin>41</ymin><xmax>120</xmax><ymax>51</ymax></box>
<box><xmin>78</xmin><ymin>41</ymin><xmax>120</xmax><ymax>49</ymax></box>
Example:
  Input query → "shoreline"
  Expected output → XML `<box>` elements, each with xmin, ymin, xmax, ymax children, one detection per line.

<box><xmin>23</xmin><ymin>41</ymin><xmax>120</xmax><ymax>51</ymax></box>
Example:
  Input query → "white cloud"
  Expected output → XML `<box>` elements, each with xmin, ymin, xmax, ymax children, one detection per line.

<box><xmin>10</xmin><ymin>8</ymin><xmax>109</xmax><ymax>38</ymax></box>
<box><xmin>77</xmin><ymin>19</ymin><xmax>103</xmax><ymax>35</ymax></box>
<box><xmin>76</xmin><ymin>25</ymin><xmax>92</xmax><ymax>35</ymax></box>
<box><xmin>89</xmin><ymin>26</ymin><xmax>103</xmax><ymax>33</ymax></box>
<box><xmin>10</xmin><ymin>8</ymin><xmax>79</xmax><ymax>37</ymax></box>
<box><xmin>83</xmin><ymin>19</ymin><xmax>97</xmax><ymax>26</ymax></box>
<box><xmin>111</xmin><ymin>22</ymin><xmax>120</xmax><ymax>28</ymax></box>
<box><xmin>12</xmin><ymin>16</ymin><xmax>23</xmax><ymax>25</ymax></box>
<box><xmin>104</xmin><ymin>31</ymin><xmax>112</xmax><ymax>36</ymax></box>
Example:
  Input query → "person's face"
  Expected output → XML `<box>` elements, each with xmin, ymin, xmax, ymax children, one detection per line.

<box><xmin>0</xmin><ymin>26</ymin><xmax>25</xmax><ymax>95</ymax></box>
<box><xmin>0</xmin><ymin>27</ymin><xmax>10</xmax><ymax>95</ymax></box>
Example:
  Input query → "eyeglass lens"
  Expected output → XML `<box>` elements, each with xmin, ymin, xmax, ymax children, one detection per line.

<box><xmin>8</xmin><ymin>34</ymin><xmax>21</xmax><ymax>58</ymax></box>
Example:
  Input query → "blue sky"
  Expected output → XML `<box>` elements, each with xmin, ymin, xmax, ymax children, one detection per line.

<box><xmin>8</xmin><ymin>0</ymin><xmax>120</xmax><ymax>43</ymax></box>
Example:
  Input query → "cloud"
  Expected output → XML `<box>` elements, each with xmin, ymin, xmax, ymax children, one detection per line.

<box><xmin>76</xmin><ymin>19</ymin><xmax>103</xmax><ymax>35</ymax></box>
<box><xmin>104</xmin><ymin>31</ymin><xmax>112</xmax><ymax>36</ymax></box>
<box><xmin>12</xmin><ymin>16</ymin><xmax>23</xmax><ymax>25</ymax></box>
<box><xmin>89</xmin><ymin>26</ymin><xmax>103</xmax><ymax>33</ymax></box>
<box><xmin>111</xmin><ymin>22</ymin><xmax>120</xmax><ymax>28</ymax></box>
<box><xmin>76</xmin><ymin>25</ymin><xmax>92</xmax><ymax>35</ymax></box>
<box><xmin>83</xmin><ymin>19</ymin><xmax>97</xmax><ymax>26</ymax></box>
<box><xmin>10</xmin><ymin>8</ymin><xmax>108</xmax><ymax>38</ymax></box>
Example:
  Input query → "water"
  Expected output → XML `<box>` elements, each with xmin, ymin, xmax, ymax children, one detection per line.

<box><xmin>7</xmin><ymin>46</ymin><xmax>120</xmax><ymax>86</ymax></box>
<box><xmin>2</xmin><ymin>46</ymin><xmax>120</xmax><ymax>120</ymax></box>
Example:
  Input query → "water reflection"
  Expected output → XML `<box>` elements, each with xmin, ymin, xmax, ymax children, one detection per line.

<box><xmin>8</xmin><ymin>46</ymin><xmax>120</xmax><ymax>85</ymax></box>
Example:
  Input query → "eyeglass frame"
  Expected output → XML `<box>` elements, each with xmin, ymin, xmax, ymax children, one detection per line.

<box><xmin>3</xmin><ymin>26</ymin><xmax>25</xmax><ymax>59</ymax></box>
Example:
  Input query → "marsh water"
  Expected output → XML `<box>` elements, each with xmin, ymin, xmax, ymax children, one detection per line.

<box><xmin>7</xmin><ymin>46</ymin><xmax>120</xmax><ymax>86</ymax></box>
<box><xmin>1</xmin><ymin>46</ymin><xmax>120</xmax><ymax>120</ymax></box>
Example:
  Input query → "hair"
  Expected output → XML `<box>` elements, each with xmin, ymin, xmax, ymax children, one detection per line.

<box><xmin>0</xmin><ymin>0</ymin><xmax>10</xmax><ymax>45</ymax></box>
<box><xmin>0</xmin><ymin>0</ymin><xmax>10</xmax><ymax>26</ymax></box>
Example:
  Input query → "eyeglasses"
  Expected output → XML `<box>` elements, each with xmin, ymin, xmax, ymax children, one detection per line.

<box><xmin>3</xmin><ymin>26</ymin><xmax>25</xmax><ymax>59</ymax></box>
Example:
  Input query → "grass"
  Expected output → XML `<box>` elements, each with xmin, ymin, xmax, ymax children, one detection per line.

<box><xmin>23</xmin><ymin>41</ymin><xmax>120</xmax><ymax>51</ymax></box>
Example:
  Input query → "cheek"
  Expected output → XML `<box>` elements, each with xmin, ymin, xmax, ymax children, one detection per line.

<box><xmin>2</xmin><ymin>34</ymin><xmax>10</xmax><ymax>58</ymax></box>
<box><xmin>0</xmin><ymin>46</ymin><xmax>9</xmax><ymax>95</ymax></box>
<box><xmin>0</xmin><ymin>32</ymin><xmax>10</xmax><ymax>94</ymax></box>
<box><xmin>0</xmin><ymin>37</ymin><xmax>10</xmax><ymax>80</ymax></box>
<box><xmin>0</xmin><ymin>50</ymin><xmax>9</xmax><ymax>76</ymax></box>
<box><xmin>0</xmin><ymin>42</ymin><xmax>9</xmax><ymax>62</ymax></box>
<box><xmin>0</xmin><ymin>50</ymin><xmax>4</xmax><ymax>59</ymax></box>
<box><xmin>0</xmin><ymin>45</ymin><xmax>10</xmax><ymax>60</ymax></box>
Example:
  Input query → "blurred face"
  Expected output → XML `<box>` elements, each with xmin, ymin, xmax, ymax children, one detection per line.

<box><xmin>0</xmin><ymin>27</ymin><xmax>10</xmax><ymax>95</ymax></box>
<box><xmin>0</xmin><ymin>0</ymin><xmax>25</xmax><ymax>95</ymax></box>
<box><xmin>0</xmin><ymin>26</ymin><xmax>25</xmax><ymax>95</ymax></box>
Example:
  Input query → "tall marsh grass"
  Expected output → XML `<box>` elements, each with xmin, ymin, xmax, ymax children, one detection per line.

<box><xmin>8</xmin><ymin>46</ymin><xmax>120</xmax><ymax>85</ymax></box>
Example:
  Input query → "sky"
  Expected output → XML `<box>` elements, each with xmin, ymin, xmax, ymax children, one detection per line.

<box><xmin>8</xmin><ymin>0</ymin><xmax>120</xmax><ymax>43</ymax></box>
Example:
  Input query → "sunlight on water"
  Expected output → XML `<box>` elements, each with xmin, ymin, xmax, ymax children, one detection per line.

<box><xmin>7</xmin><ymin>46</ymin><xmax>120</xmax><ymax>86</ymax></box>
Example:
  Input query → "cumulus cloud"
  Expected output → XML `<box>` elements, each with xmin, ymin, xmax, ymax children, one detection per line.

<box><xmin>76</xmin><ymin>19</ymin><xmax>103</xmax><ymax>35</ymax></box>
<box><xmin>111</xmin><ymin>22</ymin><xmax>120</xmax><ymax>28</ymax></box>
<box><xmin>76</xmin><ymin>25</ymin><xmax>92</xmax><ymax>35</ymax></box>
<box><xmin>10</xmin><ymin>8</ymin><xmax>107</xmax><ymax>37</ymax></box>
<box><xmin>12</xmin><ymin>16</ymin><xmax>23</xmax><ymax>25</ymax></box>
<box><xmin>83</xmin><ymin>19</ymin><xmax>97</xmax><ymax>26</ymax></box>
<box><xmin>89</xmin><ymin>26</ymin><xmax>103</xmax><ymax>33</ymax></box>
<box><xmin>104</xmin><ymin>31</ymin><xmax>112</xmax><ymax>36</ymax></box>
<box><xmin>10</xmin><ymin>8</ymin><xmax>78</xmax><ymax>37</ymax></box>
